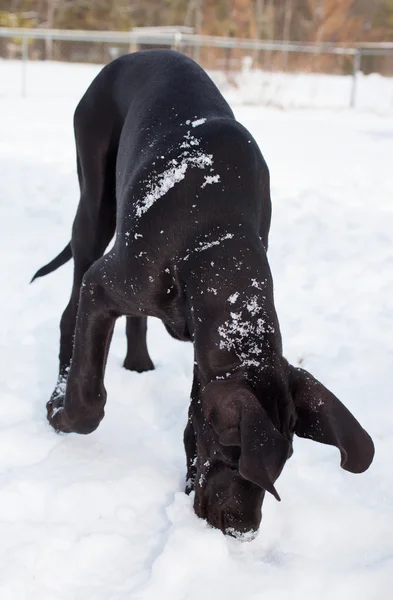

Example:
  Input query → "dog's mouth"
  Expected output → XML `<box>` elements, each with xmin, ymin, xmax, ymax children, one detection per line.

<box><xmin>225</xmin><ymin>527</ymin><xmax>258</xmax><ymax>542</ymax></box>
<box><xmin>194</xmin><ymin>497</ymin><xmax>262</xmax><ymax>536</ymax></box>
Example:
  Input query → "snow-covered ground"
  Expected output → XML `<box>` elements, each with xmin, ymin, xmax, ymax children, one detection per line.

<box><xmin>1</xmin><ymin>58</ymin><xmax>393</xmax><ymax>111</ymax></box>
<box><xmin>1</xmin><ymin>62</ymin><xmax>393</xmax><ymax>599</ymax></box>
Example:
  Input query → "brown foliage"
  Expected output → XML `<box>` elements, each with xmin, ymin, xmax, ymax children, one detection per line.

<box><xmin>2</xmin><ymin>0</ymin><xmax>393</xmax><ymax>42</ymax></box>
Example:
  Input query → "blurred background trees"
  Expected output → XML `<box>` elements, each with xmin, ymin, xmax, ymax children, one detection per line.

<box><xmin>0</xmin><ymin>0</ymin><xmax>392</xmax><ymax>42</ymax></box>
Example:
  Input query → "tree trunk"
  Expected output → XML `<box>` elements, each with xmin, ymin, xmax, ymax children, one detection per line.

<box><xmin>253</xmin><ymin>0</ymin><xmax>265</xmax><ymax>64</ymax></box>
<box><xmin>45</xmin><ymin>0</ymin><xmax>60</xmax><ymax>60</ymax></box>
<box><xmin>281</xmin><ymin>0</ymin><xmax>294</xmax><ymax>69</ymax></box>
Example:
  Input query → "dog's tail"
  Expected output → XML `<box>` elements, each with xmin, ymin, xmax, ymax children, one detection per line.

<box><xmin>30</xmin><ymin>243</ymin><xmax>72</xmax><ymax>283</ymax></box>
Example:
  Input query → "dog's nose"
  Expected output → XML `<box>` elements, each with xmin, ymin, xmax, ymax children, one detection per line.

<box><xmin>204</xmin><ymin>504</ymin><xmax>260</xmax><ymax>537</ymax></box>
<box><xmin>221</xmin><ymin>509</ymin><xmax>259</xmax><ymax>537</ymax></box>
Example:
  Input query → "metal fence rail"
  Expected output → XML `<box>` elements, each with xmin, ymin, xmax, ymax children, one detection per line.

<box><xmin>1</xmin><ymin>27</ymin><xmax>393</xmax><ymax>107</ymax></box>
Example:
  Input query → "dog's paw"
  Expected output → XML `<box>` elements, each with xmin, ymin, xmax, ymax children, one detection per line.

<box><xmin>185</xmin><ymin>476</ymin><xmax>195</xmax><ymax>495</ymax></box>
<box><xmin>123</xmin><ymin>355</ymin><xmax>155</xmax><ymax>373</ymax></box>
<box><xmin>46</xmin><ymin>396</ymin><xmax>71</xmax><ymax>434</ymax></box>
<box><xmin>46</xmin><ymin>395</ymin><xmax>104</xmax><ymax>435</ymax></box>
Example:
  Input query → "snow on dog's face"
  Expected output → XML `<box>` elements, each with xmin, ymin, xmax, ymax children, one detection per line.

<box><xmin>185</xmin><ymin>366</ymin><xmax>375</xmax><ymax>538</ymax></box>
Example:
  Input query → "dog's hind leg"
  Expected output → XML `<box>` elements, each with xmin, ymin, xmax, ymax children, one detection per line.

<box><xmin>52</xmin><ymin>121</ymin><xmax>117</xmax><ymax>402</ymax></box>
<box><xmin>258</xmin><ymin>161</ymin><xmax>272</xmax><ymax>251</ymax></box>
<box><xmin>52</xmin><ymin>112</ymin><xmax>154</xmax><ymax>404</ymax></box>
<box><xmin>123</xmin><ymin>317</ymin><xmax>154</xmax><ymax>373</ymax></box>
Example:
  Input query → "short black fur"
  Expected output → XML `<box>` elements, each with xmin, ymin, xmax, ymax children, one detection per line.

<box><xmin>32</xmin><ymin>50</ymin><xmax>374</xmax><ymax>536</ymax></box>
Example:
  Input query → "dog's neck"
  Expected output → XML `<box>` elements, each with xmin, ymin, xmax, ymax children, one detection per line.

<box><xmin>180</xmin><ymin>231</ymin><xmax>283</xmax><ymax>387</ymax></box>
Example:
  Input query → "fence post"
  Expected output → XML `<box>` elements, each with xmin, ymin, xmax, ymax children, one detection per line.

<box><xmin>21</xmin><ymin>36</ymin><xmax>28</xmax><ymax>97</ymax></box>
<box><xmin>45</xmin><ymin>33</ymin><xmax>53</xmax><ymax>61</ymax></box>
<box><xmin>174</xmin><ymin>32</ymin><xmax>182</xmax><ymax>51</ymax></box>
<box><xmin>193</xmin><ymin>39</ymin><xmax>200</xmax><ymax>63</ymax></box>
<box><xmin>350</xmin><ymin>49</ymin><xmax>361</xmax><ymax>108</ymax></box>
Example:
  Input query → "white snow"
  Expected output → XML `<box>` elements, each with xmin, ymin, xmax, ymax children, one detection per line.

<box><xmin>218</xmin><ymin>309</ymin><xmax>271</xmax><ymax>369</ymax></box>
<box><xmin>134</xmin><ymin>121</ymin><xmax>221</xmax><ymax>218</ymax></box>
<box><xmin>191</xmin><ymin>118</ymin><xmax>207</xmax><ymax>127</ymax></box>
<box><xmin>1</xmin><ymin>59</ymin><xmax>392</xmax><ymax>112</ymax></box>
<box><xmin>201</xmin><ymin>174</ymin><xmax>221</xmax><ymax>188</ymax></box>
<box><xmin>195</xmin><ymin>233</ymin><xmax>235</xmax><ymax>253</ymax></box>
<box><xmin>207</xmin><ymin>287</ymin><xmax>218</xmax><ymax>295</ymax></box>
<box><xmin>245</xmin><ymin>295</ymin><xmax>262</xmax><ymax>316</ymax></box>
<box><xmin>136</xmin><ymin>153</ymin><xmax>213</xmax><ymax>218</ymax></box>
<box><xmin>180</xmin><ymin>130</ymin><xmax>201</xmax><ymax>148</ymax></box>
<box><xmin>212</xmin><ymin>68</ymin><xmax>393</xmax><ymax>113</ymax></box>
<box><xmin>1</xmin><ymin>61</ymin><xmax>393</xmax><ymax>600</ymax></box>
<box><xmin>251</xmin><ymin>278</ymin><xmax>265</xmax><ymax>290</ymax></box>
<box><xmin>228</xmin><ymin>292</ymin><xmax>240</xmax><ymax>304</ymax></box>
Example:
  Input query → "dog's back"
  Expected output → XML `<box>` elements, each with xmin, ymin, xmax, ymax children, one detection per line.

<box><xmin>33</xmin><ymin>50</ymin><xmax>271</xmax><ymax>282</ymax></box>
<box><xmin>74</xmin><ymin>50</ymin><xmax>271</xmax><ymax>254</ymax></box>
<box><xmin>76</xmin><ymin>49</ymin><xmax>235</xmax><ymax>155</ymax></box>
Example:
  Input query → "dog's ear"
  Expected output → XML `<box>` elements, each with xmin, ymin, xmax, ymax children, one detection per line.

<box><xmin>202</xmin><ymin>381</ymin><xmax>290</xmax><ymax>501</ymax></box>
<box><xmin>288</xmin><ymin>365</ymin><xmax>374</xmax><ymax>473</ymax></box>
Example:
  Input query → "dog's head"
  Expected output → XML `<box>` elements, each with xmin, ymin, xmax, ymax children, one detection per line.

<box><xmin>185</xmin><ymin>363</ymin><xmax>374</xmax><ymax>538</ymax></box>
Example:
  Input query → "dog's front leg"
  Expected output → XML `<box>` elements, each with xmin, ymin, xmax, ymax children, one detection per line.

<box><xmin>47</xmin><ymin>265</ymin><xmax>119</xmax><ymax>434</ymax></box>
<box><xmin>184</xmin><ymin>414</ymin><xmax>197</xmax><ymax>494</ymax></box>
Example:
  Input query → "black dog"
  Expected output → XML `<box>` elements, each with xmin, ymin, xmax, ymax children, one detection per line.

<box><xmin>32</xmin><ymin>50</ymin><xmax>374</xmax><ymax>537</ymax></box>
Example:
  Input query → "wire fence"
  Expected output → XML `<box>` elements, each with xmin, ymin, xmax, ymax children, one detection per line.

<box><xmin>1</xmin><ymin>27</ymin><xmax>393</xmax><ymax>109</ymax></box>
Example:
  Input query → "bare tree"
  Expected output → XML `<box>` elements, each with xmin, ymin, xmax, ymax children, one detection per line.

<box><xmin>281</xmin><ymin>0</ymin><xmax>294</xmax><ymax>69</ymax></box>
<box><xmin>253</xmin><ymin>0</ymin><xmax>265</xmax><ymax>64</ymax></box>
<box><xmin>44</xmin><ymin>0</ymin><xmax>60</xmax><ymax>59</ymax></box>
<box><xmin>283</xmin><ymin>0</ymin><xmax>294</xmax><ymax>40</ymax></box>
<box><xmin>184</xmin><ymin>0</ymin><xmax>203</xmax><ymax>33</ymax></box>
<box><xmin>268</xmin><ymin>0</ymin><xmax>275</xmax><ymax>40</ymax></box>
<box><xmin>255</xmin><ymin>0</ymin><xmax>265</xmax><ymax>39</ymax></box>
